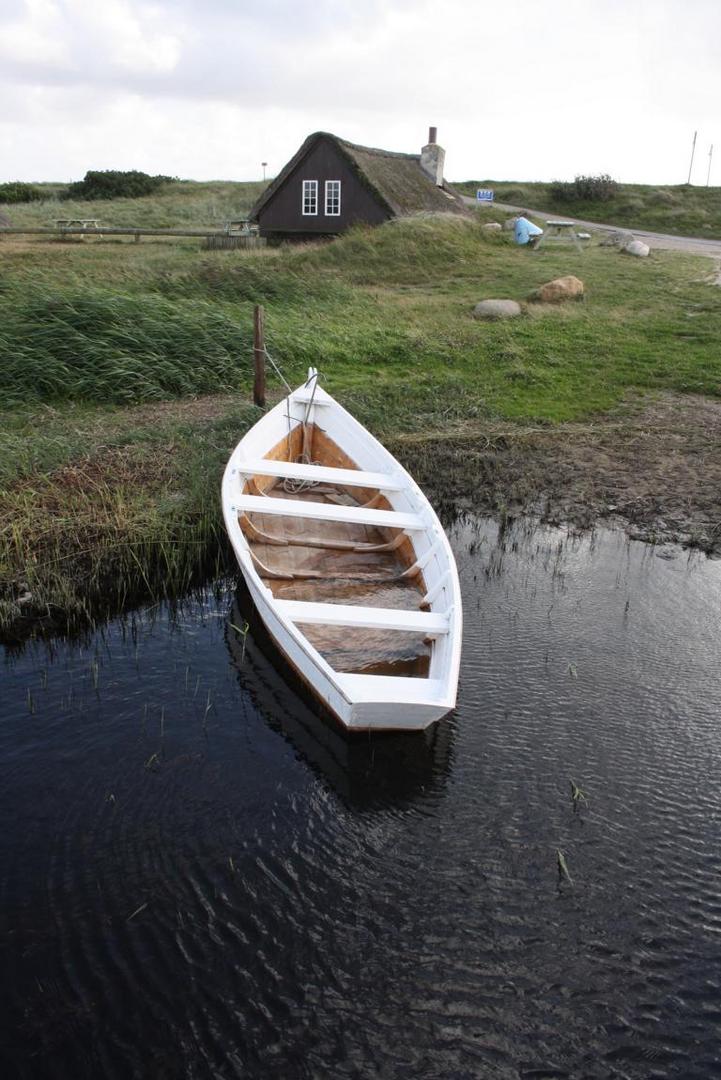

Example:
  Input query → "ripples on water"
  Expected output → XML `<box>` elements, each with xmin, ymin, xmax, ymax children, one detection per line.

<box><xmin>2</xmin><ymin>519</ymin><xmax>721</xmax><ymax>1079</ymax></box>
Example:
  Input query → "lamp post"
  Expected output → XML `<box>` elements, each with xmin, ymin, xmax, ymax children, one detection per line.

<box><xmin>261</xmin><ymin>162</ymin><xmax>268</xmax><ymax>181</ymax></box>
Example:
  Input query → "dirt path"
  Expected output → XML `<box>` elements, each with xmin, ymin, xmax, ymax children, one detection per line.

<box><xmin>467</xmin><ymin>197</ymin><xmax>721</xmax><ymax>258</ymax></box>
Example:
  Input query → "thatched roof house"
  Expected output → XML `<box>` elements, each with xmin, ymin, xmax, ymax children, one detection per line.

<box><xmin>250</xmin><ymin>128</ymin><xmax>468</xmax><ymax>240</ymax></box>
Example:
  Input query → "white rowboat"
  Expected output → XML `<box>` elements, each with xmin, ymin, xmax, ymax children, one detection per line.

<box><xmin>221</xmin><ymin>370</ymin><xmax>462</xmax><ymax>731</ymax></box>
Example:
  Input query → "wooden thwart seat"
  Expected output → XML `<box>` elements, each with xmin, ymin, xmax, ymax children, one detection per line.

<box><xmin>235</xmin><ymin>494</ymin><xmax>424</xmax><ymax>531</ymax></box>
<box><xmin>335</xmin><ymin>673</ymin><xmax>446</xmax><ymax>703</ymax></box>
<box><xmin>237</xmin><ymin>458</ymin><xmax>404</xmax><ymax>491</ymax></box>
<box><xmin>276</xmin><ymin>599</ymin><xmax>449</xmax><ymax>634</ymax></box>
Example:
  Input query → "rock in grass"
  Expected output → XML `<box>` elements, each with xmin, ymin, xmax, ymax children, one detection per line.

<box><xmin>472</xmin><ymin>299</ymin><xmax>522</xmax><ymax>320</ymax></box>
<box><xmin>623</xmin><ymin>239</ymin><xmax>650</xmax><ymax>257</ymax></box>
<box><xmin>482</xmin><ymin>222</ymin><xmax>502</xmax><ymax>232</ymax></box>
<box><xmin>600</xmin><ymin>230</ymin><xmax>631</xmax><ymax>247</ymax></box>
<box><xmin>527</xmin><ymin>275</ymin><xmax>584</xmax><ymax>303</ymax></box>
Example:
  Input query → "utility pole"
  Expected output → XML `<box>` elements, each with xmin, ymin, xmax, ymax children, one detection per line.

<box><xmin>687</xmin><ymin>130</ymin><xmax>697</xmax><ymax>185</ymax></box>
<box><xmin>261</xmin><ymin>162</ymin><xmax>267</xmax><ymax>181</ymax></box>
<box><xmin>707</xmin><ymin>144</ymin><xmax>714</xmax><ymax>187</ymax></box>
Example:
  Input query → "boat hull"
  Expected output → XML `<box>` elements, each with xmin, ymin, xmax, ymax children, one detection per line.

<box><xmin>222</xmin><ymin>375</ymin><xmax>462</xmax><ymax>732</ymax></box>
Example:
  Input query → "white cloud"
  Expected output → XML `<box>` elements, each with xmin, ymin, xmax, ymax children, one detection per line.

<box><xmin>61</xmin><ymin>0</ymin><xmax>182</xmax><ymax>74</ymax></box>
<box><xmin>0</xmin><ymin>0</ymin><xmax>70</xmax><ymax>66</ymax></box>
<box><xmin>1</xmin><ymin>0</ymin><xmax>720</xmax><ymax>184</ymax></box>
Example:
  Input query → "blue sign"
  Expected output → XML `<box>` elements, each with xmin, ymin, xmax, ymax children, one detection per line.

<box><xmin>476</xmin><ymin>189</ymin><xmax>494</xmax><ymax>202</ymax></box>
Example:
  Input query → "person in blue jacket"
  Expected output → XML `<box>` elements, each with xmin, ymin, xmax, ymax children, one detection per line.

<box><xmin>514</xmin><ymin>212</ymin><xmax>543</xmax><ymax>248</ymax></box>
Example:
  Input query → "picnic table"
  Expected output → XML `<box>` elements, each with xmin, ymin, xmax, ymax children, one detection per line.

<box><xmin>56</xmin><ymin>218</ymin><xmax>101</xmax><ymax>229</ymax></box>
<box><xmin>222</xmin><ymin>219</ymin><xmax>257</xmax><ymax>235</ymax></box>
<box><xmin>535</xmin><ymin>220</ymin><xmax>585</xmax><ymax>253</ymax></box>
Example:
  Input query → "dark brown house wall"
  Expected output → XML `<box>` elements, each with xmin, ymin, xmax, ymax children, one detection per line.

<box><xmin>257</xmin><ymin>137</ymin><xmax>389</xmax><ymax>236</ymax></box>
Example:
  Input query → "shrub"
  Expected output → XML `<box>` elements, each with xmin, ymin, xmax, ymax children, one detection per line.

<box><xmin>574</xmin><ymin>174</ymin><xmax>619</xmax><ymax>201</ymax></box>
<box><xmin>62</xmin><ymin>170</ymin><xmax>174</xmax><ymax>201</ymax></box>
<box><xmin>497</xmin><ymin>187</ymin><xmax>525</xmax><ymax>202</ymax></box>
<box><xmin>0</xmin><ymin>181</ymin><xmax>43</xmax><ymax>204</ymax></box>
<box><xmin>550</xmin><ymin>174</ymin><xmax>619</xmax><ymax>202</ymax></box>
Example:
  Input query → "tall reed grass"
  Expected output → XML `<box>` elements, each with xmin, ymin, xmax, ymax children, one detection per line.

<box><xmin>0</xmin><ymin>284</ymin><xmax>252</xmax><ymax>405</ymax></box>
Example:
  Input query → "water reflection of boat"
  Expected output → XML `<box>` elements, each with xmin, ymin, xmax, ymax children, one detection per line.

<box><xmin>226</xmin><ymin>590</ymin><xmax>453</xmax><ymax>809</ymax></box>
<box><xmin>221</xmin><ymin>369</ymin><xmax>462</xmax><ymax>731</ymax></box>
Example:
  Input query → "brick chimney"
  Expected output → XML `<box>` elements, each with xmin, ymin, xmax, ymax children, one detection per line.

<box><xmin>420</xmin><ymin>126</ymin><xmax>445</xmax><ymax>186</ymax></box>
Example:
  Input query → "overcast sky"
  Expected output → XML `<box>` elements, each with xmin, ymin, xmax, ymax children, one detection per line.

<box><xmin>1</xmin><ymin>0</ymin><xmax>719</xmax><ymax>185</ymax></box>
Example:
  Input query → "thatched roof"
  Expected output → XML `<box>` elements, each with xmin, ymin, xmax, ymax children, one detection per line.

<box><xmin>250</xmin><ymin>132</ymin><xmax>468</xmax><ymax>221</ymax></box>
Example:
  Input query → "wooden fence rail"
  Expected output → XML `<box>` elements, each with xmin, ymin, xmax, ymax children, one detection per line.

<box><xmin>0</xmin><ymin>226</ymin><xmax>263</xmax><ymax>243</ymax></box>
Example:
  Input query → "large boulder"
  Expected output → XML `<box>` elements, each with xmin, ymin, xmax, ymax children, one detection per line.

<box><xmin>482</xmin><ymin>222</ymin><xmax>502</xmax><ymax>232</ymax></box>
<box><xmin>472</xmin><ymin>299</ymin><xmax>522</xmax><ymax>320</ymax></box>
<box><xmin>623</xmin><ymin>239</ymin><xmax>650</xmax><ymax>257</ymax></box>
<box><xmin>527</xmin><ymin>275</ymin><xmax>584</xmax><ymax>303</ymax></box>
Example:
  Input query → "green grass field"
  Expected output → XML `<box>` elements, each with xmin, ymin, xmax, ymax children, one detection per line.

<box><xmin>2</xmin><ymin>193</ymin><xmax>721</xmax><ymax>636</ymax></box>
<box><xmin>3</xmin><ymin>208</ymin><xmax>720</xmax><ymax>426</ymax></box>
<box><xmin>2</xmin><ymin>179</ymin><xmax>266</xmax><ymax>229</ymax></box>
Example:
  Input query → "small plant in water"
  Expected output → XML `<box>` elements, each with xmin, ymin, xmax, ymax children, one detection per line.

<box><xmin>230</xmin><ymin>620</ymin><xmax>250</xmax><ymax>663</ymax></box>
<box><xmin>556</xmin><ymin>849</ymin><xmax>573</xmax><ymax>886</ymax></box>
<box><xmin>570</xmin><ymin>780</ymin><xmax>588</xmax><ymax>812</ymax></box>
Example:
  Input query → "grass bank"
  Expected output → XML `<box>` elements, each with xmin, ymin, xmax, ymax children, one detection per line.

<box><xmin>1</xmin><ymin>179</ymin><xmax>266</xmax><ymax>229</ymax></box>
<box><xmin>2</xmin><ymin>209</ymin><xmax>721</xmax><ymax>640</ymax></box>
<box><xmin>455</xmin><ymin>180</ymin><xmax>721</xmax><ymax>238</ymax></box>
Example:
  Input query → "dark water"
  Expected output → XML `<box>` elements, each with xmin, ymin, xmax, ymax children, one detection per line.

<box><xmin>2</xmin><ymin>519</ymin><xmax>721</xmax><ymax>1080</ymax></box>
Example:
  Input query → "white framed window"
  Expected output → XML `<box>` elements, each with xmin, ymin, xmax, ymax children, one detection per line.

<box><xmin>302</xmin><ymin>179</ymin><xmax>318</xmax><ymax>216</ymax></box>
<box><xmin>325</xmin><ymin>179</ymin><xmax>341</xmax><ymax>216</ymax></box>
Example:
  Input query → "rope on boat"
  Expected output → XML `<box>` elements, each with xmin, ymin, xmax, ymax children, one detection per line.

<box><xmin>263</xmin><ymin>346</ymin><xmax>292</xmax><ymax>393</ymax></box>
<box><xmin>282</xmin><ymin>367</ymin><xmax>324</xmax><ymax>493</ymax></box>
<box><xmin>257</xmin><ymin>351</ymin><xmax>328</xmax><ymax>495</ymax></box>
